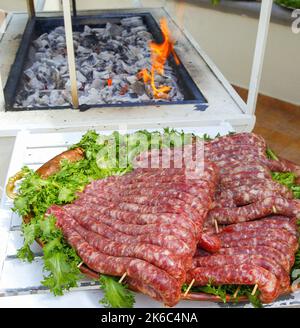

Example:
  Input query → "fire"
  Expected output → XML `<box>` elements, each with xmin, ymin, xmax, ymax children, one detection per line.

<box><xmin>138</xmin><ymin>18</ymin><xmax>180</xmax><ymax>99</ymax></box>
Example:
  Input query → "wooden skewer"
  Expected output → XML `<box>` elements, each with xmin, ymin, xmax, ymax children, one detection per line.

<box><xmin>214</xmin><ymin>219</ymin><xmax>219</xmax><ymax>234</ymax></box>
<box><xmin>62</xmin><ymin>0</ymin><xmax>79</xmax><ymax>109</ymax></box>
<box><xmin>272</xmin><ymin>206</ymin><xmax>277</xmax><ymax>213</ymax></box>
<box><xmin>77</xmin><ymin>261</ymin><xmax>83</xmax><ymax>268</ymax></box>
<box><xmin>183</xmin><ymin>279</ymin><xmax>195</xmax><ymax>297</ymax></box>
<box><xmin>118</xmin><ymin>272</ymin><xmax>127</xmax><ymax>284</ymax></box>
<box><xmin>251</xmin><ymin>284</ymin><xmax>258</xmax><ymax>296</ymax></box>
<box><xmin>233</xmin><ymin>286</ymin><xmax>240</xmax><ymax>299</ymax></box>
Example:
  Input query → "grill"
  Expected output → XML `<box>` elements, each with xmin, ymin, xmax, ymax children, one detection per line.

<box><xmin>3</xmin><ymin>12</ymin><xmax>208</xmax><ymax>112</ymax></box>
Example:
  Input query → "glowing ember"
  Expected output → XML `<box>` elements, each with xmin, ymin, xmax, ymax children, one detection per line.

<box><xmin>138</xmin><ymin>18</ymin><xmax>180</xmax><ymax>99</ymax></box>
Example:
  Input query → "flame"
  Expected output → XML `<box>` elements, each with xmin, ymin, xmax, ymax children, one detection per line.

<box><xmin>107</xmin><ymin>78</ymin><xmax>112</xmax><ymax>86</ymax></box>
<box><xmin>138</xmin><ymin>18</ymin><xmax>179</xmax><ymax>99</ymax></box>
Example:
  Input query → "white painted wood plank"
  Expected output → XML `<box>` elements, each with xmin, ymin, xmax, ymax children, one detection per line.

<box><xmin>1</xmin><ymin>131</ymin><xmax>28</xmax><ymax>209</ymax></box>
<box><xmin>247</xmin><ymin>0</ymin><xmax>273</xmax><ymax>115</ymax></box>
<box><xmin>26</xmin><ymin>132</ymin><xmax>83</xmax><ymax>148</ymax></box>
<box><xmin>6</xmin><ymin>231</ymin><xmax>42</xmax><ymax>257</ymax></box>
<box><xmin>24</xmin><ymin>146</ymin><xmax>68</xmax><ymax>165</ymax></box>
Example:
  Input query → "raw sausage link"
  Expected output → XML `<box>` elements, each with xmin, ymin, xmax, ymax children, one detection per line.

<box><xmin>198</xmin><ymin>233</ymin><xmax>221</xmax><ymax>253</ymax></box>
<box><xmin>74</xmin><ymin>197</ymin><xmax>199</xmax><ymax>235</ymax></box>
<box><xmin>220</xmin><ymin>236</ymin><xmax>295</xmax><ymax>267</ymax></box>
<box><xmin>221</xmin><ymin>216</ymin><xmax>298</xmax><ymax>236</ymax></box>
<box><xmin>207</xmin><ymin>197</ymin><xmax>300</xmax><ymax>225</ymax></box>
<box><xmin>58</xmin><ymin>210</ymin><xmax>187</xmax><ymax>281</ymax></box>
<box><xmin>52</xmin><ymin>206</ymin><xmax>182</xmax><ymax>307</ymax></box>
<box><xmin>218</xmin><ymin>246</ymin><xmax>290</xmax><ymax>272</ymax></box>
<box><xmin>218</xmin><ymin>228</ymin><xmax>299</xmax><ymax>252</ymax></box>
<box><xmin>63</xmin><ymin>204</ymin><xmax>197</xmax><ymax>250</ymax></box>
<box><xmin>191</xmin><ymin>254</ymin><xmax>290</xmax><ymax>290</ymax></box>
<box><xmin>186</xmin><ymin>264</ymin><xmax>280</xmax><ymax>303</ymax></box>
<box><xmin>204</xmin><ymin>133</ymin><xmax>266</xmax><ymax>150</ymax></box>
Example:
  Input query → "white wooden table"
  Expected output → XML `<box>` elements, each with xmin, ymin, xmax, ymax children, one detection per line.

<box><xmin>0</xmin><ymin>125</ymin><xmax>299</xmax><ymax>308</ymax></box>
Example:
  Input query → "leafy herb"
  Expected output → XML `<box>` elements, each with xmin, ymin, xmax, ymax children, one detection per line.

<box><xmin>184</xmin><ymin>284</ymin><xmax>262</xmax><ymax>308</ymax></box>
<box><xmin>271</xmin><ymin>172</ymin><xmax>300</xmax><ymax>200</ymax></box>
<box><xmin>99</xmin><ymin>275</ymin><xmax>135</xmax><ymax>308</ymax></box>
<box><xmin>275</xmin><ymin>0</ymin><xmax>300</xmax><ymax>9</ymax></box>
<box><xmin>268</xmin><ymin>150</ymin><xmax>300</xmax><ymax>282</ymax></box>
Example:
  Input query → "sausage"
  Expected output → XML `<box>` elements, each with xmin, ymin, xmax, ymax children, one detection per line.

<box><xmin>95</xmin><ymin>194</ymin><xmax>201</xmax><ymax>224</ymax></box>
<box><xmin>63</xmin><ymin>204</ymin><xmax>197</xmax><ymax>250</ymax></box>
<box><xmin>36</xmin><ymin>147</ymin><xmax>84</xmax><ymax>178</ymax></box>
<box><xmin>218</xmin><ymin>162</ymin><xmax>269</xmax><ymax>176</ymax></box>
<box><xmin>218</xmin><ymin>177</ymin><xmax>272</xmax><ymax>190</ymax></box>
<box><xmin>218</xmin><ymin>246</ymin><xmax>290</xmax><ymax>272</ymax></box>
<box><xmin>218</xmin><ymin>228</ymin><xmax>299</xmax><ymax>252</ymax></box>
<box><xmin>207</xmin><ymin>197</ymin><xmax>300</xmax><ymax>225</ymax></box>
<box><xmin>204</xmin><ymin>133</ymin><xmax>266</xmax><ymax>150</ymax></box>
<box><xmin>133</xmin><ymin>145</ymin><xmax>208</xmax><ymax>171</ymax></box>
<box><xmin>206</xmin><ymin>145</ymin><xmax>266</xmax><ymax>161</ymax></box>
<box><xmin>215</xmin><ymin>188</ymin><xmax>292</xmax><ymax>208</ymax></box>
<box><xmin>57</xmin><ymin>210</ymin><xmax>187</xmax><ymax>281</ymax></box>
<box><xmin>191</xmin><ymin>254</ymin><xmax>290</xmax><ymax>290</ymax></box>
<box><xmin>85</xmin><ymin>175</ymin><xmax>216</xmax><ymax>199</ymax></box>
<box><xmin>222</xmin><ymin>216</ymin><xmax>298</xmax><ymax>236</ymax></box>
<box><xmin>220</xmin><ymin>237</ymin><xmax>294</xmax><ymax>268</ymax></box>
<box><xmin>221</xmin><ymin>237</ymin><xmax>295</xmax><ymax>267</ymax></box>
<box><xmin>54</xmin><ymin>206</ymin><xmax>182</xmax><ymax>307</ymax></box>
<box><xmin>87</xmin><ymin>182</ymin><xmax>214</xmax><ymax>211</ymax></box>
<box><xmin>277</xmin><ymin>156</ymin><xmax>300</xmax><ymax>178</ymax></box>
<box><xmin>118</xmin><ymin>187</ymin><xmax>213</xmax><ymax>214</ymax></box>
<box><xmin>126</xmin><ymin>258</ymin><xmax>182</xmax><ymax>307</ymax></box>
<box><xmin>126</xmin><ymin>277</ymin><xmax>163</xmax><ymax>303</ymax></box>
<box><xmin>50</xmin><ymin>204</ymin><xmax>193</xmax><ymax>259</ymax></box>
<box><xmin>198</xmin><ymin>233</ymin><xmax>221</xmax><ymax>253</ymax></box>
<box><xmin>219</xmin><ymin>170</ymin><xmax>272</xmax><ymax>186</ymax></box>
<box><xmin>74</xmin><ymin>196</ymin><xmax>199</xmax><ymax>235</ymax></box>
<box><xmin>219</xmin><ymin>180</ymin><xmax>291</xmax><ymax>197</ymax></box>
<box><xmin>186</xmin><ymin>264</ymin><xmax>280</xmax><ymax>303</ymax></box>
<box><xmin>264</xmin><ymin>157</ymin><xmax>300</xmax><ymax>176</ymax></box>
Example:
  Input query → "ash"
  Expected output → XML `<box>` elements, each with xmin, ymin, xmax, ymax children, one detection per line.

<box><xmin>15</xmin><ymin>16</ymin><xmax>184</xmax><ymax>108</ymax></box>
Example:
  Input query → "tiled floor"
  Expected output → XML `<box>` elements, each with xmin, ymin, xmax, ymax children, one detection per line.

<box><xmin>234</xmin><ymin>86</ymin><xmax>300</xmax><ymax>165</ymax></box>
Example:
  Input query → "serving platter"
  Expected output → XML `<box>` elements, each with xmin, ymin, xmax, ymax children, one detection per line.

<box><xmin>1</xmin><ymin>125</ymin><xmax>300</xmax><ymax>308</ymax></box>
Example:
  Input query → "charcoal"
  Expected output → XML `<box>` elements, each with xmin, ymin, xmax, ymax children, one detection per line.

<box><xmin>121</xmin><ymin>17</ymin><xmax>144</xmax><ymax>27</ymax></box>
<box><xmin>126</xmin><ymin>75</ymin><xmax>137</xmax><ymax>84</ymax></box>
<box><xmin>131</xmin><ymin>81</ymin><xmax>145</xmax><ymax>96</ymax></box>
<box><xmin>76</xmin><ymin>70</ymin><xmax>87</xmax><ymax>83</ymax></box>
<box><xmin>14</xmin><ymin>17</ymin><xmax>184</xmax><ymax>108</ymax></box>
<box><xmin>106</xmin><ymin>23</ymin><xmax>122</xmax><ymax>37</ymax></box>
<box><xmin>49</xmin><ymin>90</ymin><xmax>68</xmax><ymax>106</ymax></box>
<box><xmin>91</xmin><ymin>78</ymin><xmax>105</xmax><ymax>89</ymax></box>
